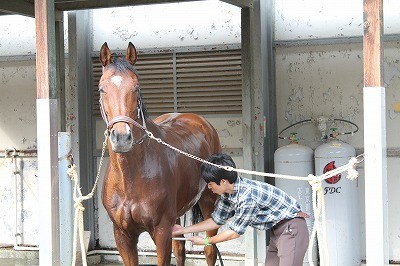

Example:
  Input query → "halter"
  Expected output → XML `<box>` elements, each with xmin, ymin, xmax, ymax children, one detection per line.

<box><xmin>99</xmin><ymin>86</ymin><xmax>149</xmax><ymax>144</ymax></box>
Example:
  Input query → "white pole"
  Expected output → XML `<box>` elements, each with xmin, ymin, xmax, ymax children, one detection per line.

<box><xmin>38</xmin><ymin>99</ymin><xmax>60</xmax><ymax>265</ymax></box>
<box><xmin>363</xmin><ymin>87</ymin><xmax>389</xmax><ymax>265</ymax></box>
<box><xmin>58</xmin><ymin>132</ymin><xmax>73</xmax><ymax>265</ymax></box>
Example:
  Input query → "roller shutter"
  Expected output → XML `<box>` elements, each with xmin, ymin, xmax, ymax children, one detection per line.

<box><xmin>92</xmin><ymin>48</ymin><xmax>242</xmax><ymax>117</ymax></box>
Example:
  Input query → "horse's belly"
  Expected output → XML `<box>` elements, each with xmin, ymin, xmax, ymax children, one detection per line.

<box><xmin>177</xmin><ymin>182</ymin><xmax>205</xmax><ymax>216</ymax></box>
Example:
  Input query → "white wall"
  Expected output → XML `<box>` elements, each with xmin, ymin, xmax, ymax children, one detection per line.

<box><xmin>275</xmin><ymin>0</ymin><xmax>400</xmax><ymax>40</ymax></box>
<box><xmin>0</xmin><ymin>15</ymin><xmax>69</xmax><ymax>56</ymax></box>
<box><xmin>0</xmin><ymin>61</ymin><xmax>37</xmax><ymax>147</ymax></box>
<box><xmin>0</xmin><ymin>16</ymin><xmax>36</xmax><ymax>56</ymax></box>
<box><xmin>0</xmin><ymin>60</ymin><xmax>39</xmax><ymax>246</ymax></box>
<box><xmin>91</xmin><ymin>0</ymin><xmax>241</xmax><ymax>50</ymax></box>
<box><xmin>275</xmin><ymin>44</ymin><xmax>364</xmax><ymax>149</ymax></box>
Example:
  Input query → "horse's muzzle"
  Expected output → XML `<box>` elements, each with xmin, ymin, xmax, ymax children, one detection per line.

<box><xmin>109</xmin><ymin>127</ymin><xmax>133</xmax><ymax>153</ymax></box>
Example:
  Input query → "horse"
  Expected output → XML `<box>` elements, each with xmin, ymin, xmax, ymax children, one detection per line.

<box><xmin>98</xmin><ymin>42</ymin><xmax>221</xmax><ymax>266</ymax></box>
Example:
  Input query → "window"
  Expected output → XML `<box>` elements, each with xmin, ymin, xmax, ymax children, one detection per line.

<box><xmin>92</xmin><ymin>47</ymin><xmax>242</xmax><ymax>117</ymax></box>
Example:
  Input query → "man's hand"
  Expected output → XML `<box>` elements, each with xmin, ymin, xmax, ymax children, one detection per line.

<box><xmin>188</xmin><ymin>236</ymin><xmax>206</xmax><ymax>246</ymax></box>
<box><xmin>172</xmin><ymin>224</ymin><xmax>184</xmax><ymax>236</ymax></box>
<box><xmin>172</xmin><ymin>218</ymin><xmax>221</xmax><ymax>237</ymax></box>
<box><xmin>297</xmin><ymin>211</ymin><xmax>310</xmax><ymax>218</ymax></box>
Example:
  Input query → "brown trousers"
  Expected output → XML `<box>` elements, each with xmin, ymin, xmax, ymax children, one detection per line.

<box><xmin>265</xmin><ymin>217</ymin><xmax>309</xmax><ymax>266</ymax></box>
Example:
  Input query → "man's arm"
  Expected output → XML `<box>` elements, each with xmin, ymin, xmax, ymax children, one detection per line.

<box><xmin>172</xmin><ymin>218</ymin><xmax>222</xmax><ymax>235</ymax></box>
<box><xmin>188</xmin><ymin>229</ymin><xmax>240</xmax><ymax>245</ymax></box>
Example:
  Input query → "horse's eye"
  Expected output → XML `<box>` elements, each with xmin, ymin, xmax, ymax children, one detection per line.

<box><xmin>99</xmin><ymin>88</ymin><xmax>106</xmax><ymax>94</ymax></box>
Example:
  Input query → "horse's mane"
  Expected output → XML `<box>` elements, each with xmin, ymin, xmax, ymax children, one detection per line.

<box><xmin>107</xmin><ymin>55</ymin><xmax>140</xmax><ymax>77</ymax></box>
<box><xmin>105</xmin><ymin>55</ymin><xmax>148</xmax><ymax>118</ymax></box>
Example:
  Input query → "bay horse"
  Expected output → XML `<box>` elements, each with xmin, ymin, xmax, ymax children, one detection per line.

<box><xmin>98</xmin><ymin>42</ymin><xmax>221</xmax><ymax>266</ymax></box>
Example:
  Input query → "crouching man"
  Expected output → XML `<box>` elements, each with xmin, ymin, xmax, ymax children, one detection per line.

<box><xmin>172</xmin><ymin>153</ymin><xmax>309</xmax><ymax>266</ymax></box>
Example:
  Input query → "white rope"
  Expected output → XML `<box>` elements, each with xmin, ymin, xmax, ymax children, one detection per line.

<box><xmin>147</xmin><ymin>130</ymin><xmax>360</xmax><ymax>180</ymax></box>
<box><xmin>66</xmin><ymin>130</ymin><xmax>108</xmax><ymax>266</ymax></box>
<box><xmin>0</xmin><ymin>148</ymin><xmax>15</xmax><ymax>168</ymax></box>
<box><xmin>146</xmin><ymin>130</ymin><xmax>364</xmax><ymax>266</ymax></box>
<box><xmin>0</xmin><ymin>153</ymin><xmax>9</xmax><ymax>168</ymax></box>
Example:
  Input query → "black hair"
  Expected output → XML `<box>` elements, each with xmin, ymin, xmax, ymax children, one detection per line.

<box><xmin>201</xmin><ymin>153</ymin><xmax>238</xmax><ymax>185</ymax></box>
<box><xmin>107</xmin><ymin>55</ymin><xmax>140</xmax><ymax>77</ymax></box>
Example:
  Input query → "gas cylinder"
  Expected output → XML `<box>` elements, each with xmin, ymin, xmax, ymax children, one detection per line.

<box><xmin>274</xmin><ymin>133</ymin><xmax>317</xmax><ymax>266</ymax></box>
<box><xmin>314</xmin><ymin>128</ymin><xmax>360</xmax><ymax>266</ymax></box>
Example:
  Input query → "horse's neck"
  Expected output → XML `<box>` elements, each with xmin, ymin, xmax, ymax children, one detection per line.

<box><xmin>108</xmin><ymin>149</ymin><xmax>143</xmax><ymax>193</ymax></box>
<box><xmin>142</xmin><ymin>117</ymin><xmax>164</xmax><ymax>138</ymax></box>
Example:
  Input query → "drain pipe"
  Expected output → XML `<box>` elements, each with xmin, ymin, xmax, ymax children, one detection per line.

<box><xmin>9</xmin><ymin>148</ymin><xmax>39</xmax><ymax>251</ymax></box>
<box><xmin>86</xmin><ymin>249</ymin><xmax>244</xmax><ymax>262</ymax></box>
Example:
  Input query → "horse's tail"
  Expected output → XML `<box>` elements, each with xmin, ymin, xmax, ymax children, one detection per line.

<box><xmin>191</xmin><ymin>203</ymin><xmax>203</xmax><ymax>224</ymax></box>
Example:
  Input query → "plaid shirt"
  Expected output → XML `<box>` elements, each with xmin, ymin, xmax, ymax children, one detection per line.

<box><xmin>211</xmin><ymin>176</ymin><xmax>301</xmax><ymax>235</ymax></box>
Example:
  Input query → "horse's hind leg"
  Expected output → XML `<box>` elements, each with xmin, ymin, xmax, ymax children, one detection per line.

<box><xmin>198</xmin><ymin>187</ymin><xmax>218</xmax><ymax>266</ymax></box>
<box><xmin>172</xmin><ymin>218</ymin><xmax>186</xmax><ymax>266</ymax></box>
<box><xmin>113</xmin><ymin>225</ymin><xmax>139</xmax><ymax>266</ymax></box>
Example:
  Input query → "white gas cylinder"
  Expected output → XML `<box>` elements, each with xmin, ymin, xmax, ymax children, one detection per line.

<box><xmin>314</xmin><ymin>138</ymin><xmax>360</xmax><ymax>266</ymax></box>
<box><xmin>274</xmin><ymin>140</ymin><xmax>317</xmax><ymax>266</ymax></box>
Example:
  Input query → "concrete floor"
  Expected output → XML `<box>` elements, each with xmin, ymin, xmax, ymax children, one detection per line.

<box><xmin>0</xmin><ymin>248</ymin><xmax>244</xmax><ymax>266</ymax></box>
<box><xmin>3</xmin><ymin>248</ymin><xmax>394</xmax><ymax>266</ymax></box>
<box><xmin>0</xmin><ymin>257</ymin><xmax>236</xmax><ymax>266</ymax></box>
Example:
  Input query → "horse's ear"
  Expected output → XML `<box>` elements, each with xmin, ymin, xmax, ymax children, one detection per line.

<box><xmin>100</xmin><ymin>42</ymin><xmax>111</xmax><ymax>67</ymax></box>
<box><xmin>126</xmin><ymin>42</ymin><xmax>137</xmax><ymax>65</ymax></box>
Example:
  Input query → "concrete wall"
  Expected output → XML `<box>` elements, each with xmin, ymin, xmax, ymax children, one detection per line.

<box><xmin>275</xmin><ymin>0</ymin><xmax>400</xmax><ymax>39</ymax></box>
<box><xmin>91</xmin><ymin>1</ymin><xmax>241</xmax><ymax>50</ymax></box>
<box><xmin>0</xmin><ymin>59</ymin><xmax>39</xmax><ymax>247</ymax></box>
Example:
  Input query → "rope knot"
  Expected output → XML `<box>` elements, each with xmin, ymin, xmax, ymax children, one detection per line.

<box><xmin>346</xmin><ymin>157</ymin><xmax>359</xmax><ymax>180</ymax></box>
<box><xmin>347</xmin><ymin>168</ymin><xmax>359</xmax><ymax>180</ymax></box>
<box><xmin>308</xmin><ymin>174</ymin><xmax>322</xmax><ymax>191</ymax></box>
<box><xmin>74</xmin><ymin>201</ymin><xmax>85</xmax><ymax>212</ymax></box>
<box><xmin>349</xmin><ymin>157</ymin><xmax>357</xmax><ymax>167</ymax></box>
<box><xmin>67</xmin><ymin>164</ymin><xmax>78</xmax><ymax>181</ymax></box>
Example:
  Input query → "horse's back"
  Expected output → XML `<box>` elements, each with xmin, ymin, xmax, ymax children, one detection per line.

<box><xmin>154</xmin><ymin>112</ymin><xmax>212</xmax><ymax>128</ymax></box>
<box><xmin>154</xmin><ymin>113</ymin><xmax>221</xmax><ymax>152</ymax></box>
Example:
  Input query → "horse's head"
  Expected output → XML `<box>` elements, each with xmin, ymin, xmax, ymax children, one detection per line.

<box><xmin>99</xmin><ymin>42</ymin><xmax>146</xmax><ymax>153</ymax></box>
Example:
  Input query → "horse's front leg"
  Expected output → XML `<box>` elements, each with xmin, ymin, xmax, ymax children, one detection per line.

<box><xmin>113</xmin><ymin>225</ymin><xmax>139</xmax><ymax>266</ymax></box>
<box><xmin>172</xmin><ymin>217</ymin><xmax>186</xmax><ymax>266</ymax></box>
<box><xmin>153</xmin><ymin>221</ymin><xmax>174</xmax><ymax>266</ymax></box>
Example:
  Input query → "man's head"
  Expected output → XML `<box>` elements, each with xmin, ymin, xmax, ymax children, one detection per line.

<box><xmin>201</xmin><ymin>153</ymin><xmax>238</xmax><ymax>185</ymax></box>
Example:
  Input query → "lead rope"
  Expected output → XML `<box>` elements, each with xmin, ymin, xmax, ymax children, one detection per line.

<box><xmin>145</xmin><ymin>130</ymin><xmax>364</xmax><ymax>266</ymax></box>
<box><xmin>66</xmin><ymin>130</ymin><xmax>109</xmax><ymax>266</ymax></box>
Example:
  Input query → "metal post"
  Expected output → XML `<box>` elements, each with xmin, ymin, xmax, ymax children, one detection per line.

<box><xmin>363</xmin><ymin>0</ymin><xmax>388</xmax><ymax>264</ymax></box>
<box><xmin>241</xmin><ymin>0</ymin><xmax>267</xmax><ymax>264</ymax></box>
<box><xmin>37</xmin><ymin>99</ymin><xmax>60</xmax><ymax>265</ymax></box>
<box><xmin>59</xmin><ymin>132</ymin><xmax>73</xmax><ymax>265</ymax></box>
<box><xmin>35</xmin><ymin>0</ymin><xmax>61</xmax><ymax>264</ymax></box>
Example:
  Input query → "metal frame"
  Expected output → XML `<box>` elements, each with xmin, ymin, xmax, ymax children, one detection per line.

<box><xmin>67</xmin><ymin>10</ymin><xmax>96</xmax><ymax>249</ymax></box>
